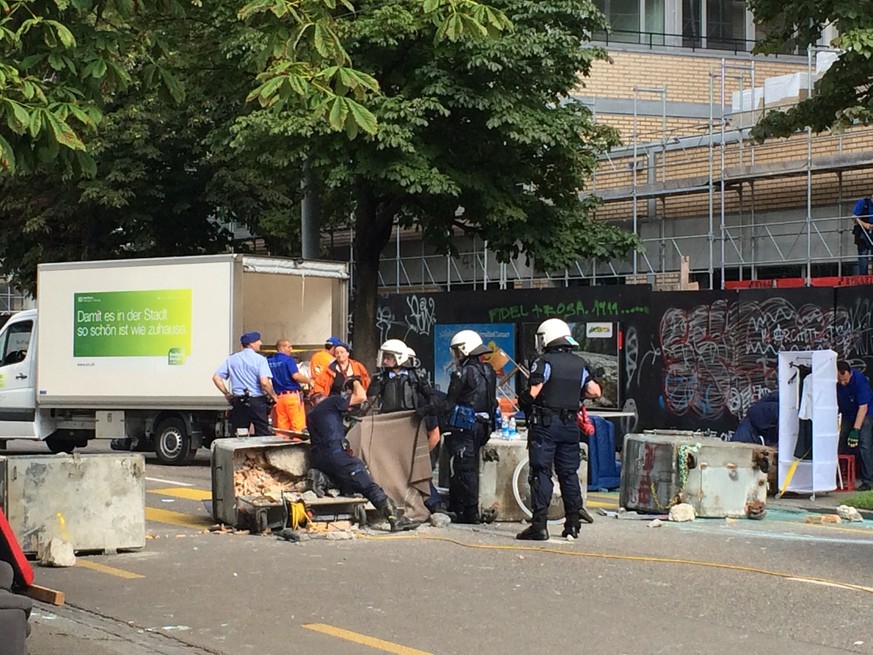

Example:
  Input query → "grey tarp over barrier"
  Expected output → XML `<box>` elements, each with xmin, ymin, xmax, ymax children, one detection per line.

<box><xmin>346</xmin><ymin>411</ymin><xmax>432</xmax><ymax>522</ymax></box>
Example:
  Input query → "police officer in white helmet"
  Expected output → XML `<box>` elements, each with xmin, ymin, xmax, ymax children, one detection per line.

<box><xmin>438</xmin><ymin>329</ymin><xmax>498</xmax><ymax>523</ymax></box>
<box><xmin>517</xmin><ymin>319</ymin><xmax>601</xmax><ymax>540</ymax></box>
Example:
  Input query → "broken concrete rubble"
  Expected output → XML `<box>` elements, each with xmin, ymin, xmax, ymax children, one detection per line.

<box><xmin>38</xmin><ymin>538</ymin><xmax>76</xmax><ymax>568</ymax></box>
<box><xmin>836</xmin><ymin>505</ymin><xmax>864</xmax><ymax>522</ymax></box>
<box><xmin>232</xmin><ymin>452</ymin><xmax>307</xmax><ymax>498</ymax></box>
<box><xmin>668</xmin><ymin>503</ymin><xmax>696</xmax><ymax>522</ymax></box>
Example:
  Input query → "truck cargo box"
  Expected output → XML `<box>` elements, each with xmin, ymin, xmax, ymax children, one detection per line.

<box><xmin>620</xmin><ymin>432</ymin><xmax>770</xmax><ymax>518</ymax></box>
<box><xmin>35</xmin><ymin>255</ymin><xmax>348</xmax><ymax>409</ymax></box>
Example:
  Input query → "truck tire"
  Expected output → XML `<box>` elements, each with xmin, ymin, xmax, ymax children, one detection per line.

<box><xmin>45</xmin><ymin>434</ymin><xmax>76</xmax><ymax>454</ymax></box>
<box><xmin>154</xmin><ymin>418</ymin><xmax>196</xmax><ymax>465</ymax></box>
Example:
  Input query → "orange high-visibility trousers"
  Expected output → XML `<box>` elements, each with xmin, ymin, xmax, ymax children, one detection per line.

<box><xmin>275</xmin><ymin>392</ymin><xmax>306</xmax><ymax>434</ymax></box>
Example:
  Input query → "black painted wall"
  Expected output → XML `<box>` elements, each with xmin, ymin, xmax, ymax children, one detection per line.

<box><xmin>377</xmin><ymin>284</ymin><xmax>873</xmax><ymax>437</ymax></box>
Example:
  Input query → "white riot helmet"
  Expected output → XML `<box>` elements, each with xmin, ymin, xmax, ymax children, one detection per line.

<box><xmin>535</xmin><ymin>318</ymin><xmax>576</xmax><ymax>354</ymax></box>
<box><xmin>377</xmin><ymin>338</ymin><xmax>410</xmax><ymax>368</ymax></box>
<box><xmin>450</xmin><ymin>329</ymin><xmax>490</xmax><ymax>360</ymax></box>
<box><xmin>405</xmin><ymin>347</ymin><xmax>421</xmax><ymax>368</ymax></box>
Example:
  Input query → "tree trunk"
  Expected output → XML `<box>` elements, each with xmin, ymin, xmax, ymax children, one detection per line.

<box><xmin>350</xmin><ymin>186</ymin><xmax>395</xmax><ymax>372</ymax></box>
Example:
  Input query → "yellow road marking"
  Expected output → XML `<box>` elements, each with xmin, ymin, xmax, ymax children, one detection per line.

<box><xmin>587</xmin><ymin>500</ymin><xmax>618</xmax><ymax>509</ymax></box>
<box><xmin>146</xmin><ymin>507</ymin><xmax>212</xmax><ymax>529</ymax></box>
<box><xmin>76</xmin><ymin>560</ymin><xmax>144</xmax><ymax>580</ymax></box>
<box><xmin>149</xmin><ymin>487</ymin><xmax>212</xmax><ymax>501</ymax></box>
<box><xmin>303</xmin><ymin>623</ymin><xmax>432</xmax><ymax>655</ymax></box>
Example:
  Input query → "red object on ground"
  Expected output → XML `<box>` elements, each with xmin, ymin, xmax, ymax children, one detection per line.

<box><xmin>838</xmin><ymin>454</ymin><xmax>857</xmax><ymax>491</ymax></box>
<box><xmin>0</xmin><ymin>507</ymin><xmax>34</xmax><ymax>590</ymax></box>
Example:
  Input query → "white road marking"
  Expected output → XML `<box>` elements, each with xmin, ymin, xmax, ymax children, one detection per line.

<box><xmin>145</xmin><ymin>476</ymin><xmax>193</xmax><ymax>487</ymax></box>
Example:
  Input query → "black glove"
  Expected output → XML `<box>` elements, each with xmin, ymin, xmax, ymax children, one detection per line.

<box><xmin>414</xmin><ymin>404</ymin><xmax>434</xmax><ymax>419</ymax></box>
<box><xmin>518</xmin><ymin>388</ymin><xmax>535</xmax><ymax>412</ymax></box>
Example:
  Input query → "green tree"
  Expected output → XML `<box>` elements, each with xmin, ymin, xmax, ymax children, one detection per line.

<box><xmin>0</xmin><ymin>1</ymin><xmax>296</xmax><ymax>292</ymax></box>
<box><xmin>234</xmin><ymin>0</ymin><xmax>639</xmax><ymax>364</ymax></box>
<box><xmin>748</xmin><ymin>0</ymin><xmax>873</xmax><ymax>139</ymax></box>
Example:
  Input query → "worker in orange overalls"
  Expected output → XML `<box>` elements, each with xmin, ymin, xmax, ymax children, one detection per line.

<box><xmin>309</xmin><ymin>336</ymin><xmax>342</xmax><ymax>379</ymax></box>
<box><xmin>268</xmin><ymin>339</ymin><xmax>313</xmax><ymax>437</ymax></box>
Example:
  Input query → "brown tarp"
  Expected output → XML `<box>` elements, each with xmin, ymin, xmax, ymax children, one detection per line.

<box><xmin>346</xmin><ymin>411</ymin><xmax>432</xmax><ymax>522</ymax></box>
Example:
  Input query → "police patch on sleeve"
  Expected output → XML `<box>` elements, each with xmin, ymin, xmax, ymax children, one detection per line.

<box><xmin>530</xmin><ymin>360</ymin><xmax>538</xmax><ymax>374</ymax></box>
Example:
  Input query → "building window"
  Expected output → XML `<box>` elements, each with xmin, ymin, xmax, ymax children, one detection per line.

<box><xmin>683</xmin><ymin>0</ymin><xmax>749</xmax><ymax>51</ymax></box>
<box><xmin>595</xmin><ymin>0</ymin><xmax>665</xmax><ymax>46</ymax></box>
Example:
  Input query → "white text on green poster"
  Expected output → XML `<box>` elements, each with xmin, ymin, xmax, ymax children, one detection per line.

<box><xmin>74</xmin><ymin>289</ymin><xmax>191</xmax><ymax>362</ymax></box>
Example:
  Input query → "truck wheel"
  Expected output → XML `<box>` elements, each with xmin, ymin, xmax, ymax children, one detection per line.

<box><xmin>46</xmin><ymin>434</ymin><xmax>75</xmax><ymax>454</ymax></box>
<box><xmin>154</xmin><ymin>418</ymin><xmax>196</xmax><ymax>465</ymax></box>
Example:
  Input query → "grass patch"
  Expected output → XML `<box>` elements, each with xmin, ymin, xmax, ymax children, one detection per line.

<box><xmin>842</xmin><ymin>490</ymin><xmax>873</xmax><ymax>510</ymax></box>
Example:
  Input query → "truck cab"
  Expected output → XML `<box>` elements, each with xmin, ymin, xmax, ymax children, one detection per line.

<box><xmin>0</xmin><ymin>310</ymin><xmax>57</xmax><ymax>444</ymax></box>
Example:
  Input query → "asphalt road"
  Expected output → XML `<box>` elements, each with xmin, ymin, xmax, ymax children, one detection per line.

<box><xmin>8</xmin><ymin>439</ymin><xmax>873</xmax><ymax>655</ymax></box>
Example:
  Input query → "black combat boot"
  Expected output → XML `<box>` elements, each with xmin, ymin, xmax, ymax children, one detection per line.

<box><xmin>561</xmin><ymin>516</ymin><xmax>581</xmax><ymax>539</ymax></box>
<box><xmin>380</xmin><ymin>499</ymin><xmax>417</xmax><ymax>532</ymax></box>
<box><xmin>562</xmin><ymin>505</ymin><xmax>594</xmax><ymax>538</ymax></box>
<box><xmin>516</xmin><ymin>510</ymin><xmax>548</xmax><ymax>541</ymax></box>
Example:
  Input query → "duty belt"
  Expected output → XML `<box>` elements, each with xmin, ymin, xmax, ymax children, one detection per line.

<box><xmin>535</xmin><ymin>406</ymin><xmax>575</xmax><ymax>421</ymax></box>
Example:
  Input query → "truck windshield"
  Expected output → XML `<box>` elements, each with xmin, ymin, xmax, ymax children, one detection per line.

<box><xmin>0</xmin><ymin>320</ymin><xmax>32</xmax><ymax>367</ymax></box>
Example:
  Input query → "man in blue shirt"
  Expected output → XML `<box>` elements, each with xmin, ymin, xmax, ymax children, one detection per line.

<box><xmin>837</xmin><ymin>360</ymin><xmax>873</xmax><ymax>491</ymax></box>
<box><xmin>213</xmin><ymin>331</ymin><xmax>277</xmax><ymax>436</ymax></box>
<box><xmin>852</xmin><ymin>194</ymin><xmax>873</xmax><ymax>275</ymax></box>
<box><xmin>268</xmin><ymin>339</ymin><xmax>313</xmax><ymax>437</ymax></box>
<box><xmin>307</xmin><ymin>379</ymin><xmax>415</xmax><ymax>531</ymax></box>
<box><xmin>732</xmin><ymin>391</ymin><xmax>779</xmax><ymax>446</ymax></box>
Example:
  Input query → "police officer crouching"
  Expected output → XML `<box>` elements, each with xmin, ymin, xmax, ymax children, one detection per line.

<box><xmin>517</xmin><ymin>319</ymin><xmax>601</xmax><ymax>541</ymax></box>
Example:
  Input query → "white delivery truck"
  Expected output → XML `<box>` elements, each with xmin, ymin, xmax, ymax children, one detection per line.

<box><xmin>0</xmin><ymin>254</ymin><xmax>348</xmax><ymax>464</ymax></box>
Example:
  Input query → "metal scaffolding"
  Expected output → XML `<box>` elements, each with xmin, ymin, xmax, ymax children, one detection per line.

<box><xmin>371</xmin><ymin>49</ymin><xmax>873</xmax><ymax>291</ymax></box>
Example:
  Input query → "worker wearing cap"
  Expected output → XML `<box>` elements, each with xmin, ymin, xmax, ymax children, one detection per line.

<box><xmin>212</xmin><ymin>331</ymin><xmax>277</xmax><ymax>436</ymax></box>
<box><xmin>269</xmin><ymin>339</ymin><xmax>313</xmax><ymax>436</ymax></box>
<box><xmin>313</xmin><ymin>342</ymin><xmax>371</xmax><ymax>398</ymax></box>
<box><xmin>310</xmin><ymin>336</ymin><xmax>342</xmax><ymax>379</ymax></box>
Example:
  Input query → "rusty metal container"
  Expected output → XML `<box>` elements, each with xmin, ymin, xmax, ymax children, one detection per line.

<box><xmin>478</xmin><ymin>433</ymin><xmax>587</xmax><ymax>522</ymax></box>
<box><xmin>619</xmin><ymin>432</ymin><xmax>770</xmax><ymax>518</ymax></box>
<box><xmin>211</xmin><ymin>437</ymin><xmax>310</xmax><ymax>527</ymax></box>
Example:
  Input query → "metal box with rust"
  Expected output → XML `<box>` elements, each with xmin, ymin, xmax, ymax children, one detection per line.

<box><xmin>478</xmin><ymin>436</ymin><xmax>588</xmax><ymax>522</ymax></box>
<box><xmin>211</xmin><ymin>437</ymin><xmax>310</xmax><ymax>528</ymax></box>
<box><xmin>620</xmin><ymin>432</ymin><xmax>771</xmax><ymax>518</ymax></box>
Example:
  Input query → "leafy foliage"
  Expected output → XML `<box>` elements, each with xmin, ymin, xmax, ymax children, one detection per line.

<box><xmin>232</xmin><ymin>0</ymin><xmax>639</xmax><ymax>360</ymax></box>
<box><xmin>0</xmin><ymin>0</ymin><xmax>639</xmax><ymax>365</ymax></box>
<box><xmin>749</xmin><ymin>0</ymin><xmax>873</xmax><ymax>139</ymax></box>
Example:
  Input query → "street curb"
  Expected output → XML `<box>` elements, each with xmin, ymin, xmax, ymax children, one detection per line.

<box><xmin>767</xmin><ymin>501</ymin><xmax>873</xmax><ymax>521</ymax></box>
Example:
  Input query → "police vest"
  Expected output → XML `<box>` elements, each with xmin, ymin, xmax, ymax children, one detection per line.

<box><xmin>377</xmin><ymin>370</ymin><xmax>420</xmax><ymax>413</ymax></box>
<box><xmin>453</xmin><ymin>359</ymin><xmax>497</xmax><ymax>413</ymax></box>
<box><xmin>536</xmin><ymin>351</ymin><xmax>587</xmax><ymax>411</ymax></box>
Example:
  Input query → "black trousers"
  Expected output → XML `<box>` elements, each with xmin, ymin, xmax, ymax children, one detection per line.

<box><xmin>528</xmin><ymin>418</ymin><xmax>583</xmax><ymax>519</ymax></box>
<box><xmin>311</xmin><ymin>448</ymin><xmax>388</xmax><ymax>507</ymax></box>
<box><xmin>230</xmin><ymin>395</ymin><xmax>271</xmax><ymax>436</ymax></box>
<box><xmin>446</xmin><ymin>424</ymin><xmax>489</xmax><ymax>518</ymax></box>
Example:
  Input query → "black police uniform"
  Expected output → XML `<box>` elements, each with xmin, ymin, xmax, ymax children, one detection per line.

<box><xmin>443</xmin><ymin>356</ymin><xmax>497</xmax><ymax>523</ymax></box>
<box><xmin>521</xmin><ymin>348</ymin><xmax>592</xmax><ymax>539</ymax></box>
<box><xmin>306</xmin><ymin>395</ymin><xmax>389</xmax><ymax>507</ymax></box>
<box><xmin>367</xmin><ymin>367</ymin><xmax>432</xmax><ymax>414</ymax></box>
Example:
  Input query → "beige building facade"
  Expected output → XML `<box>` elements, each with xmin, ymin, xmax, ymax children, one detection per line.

<box><xmin>357</xmin><ymin>5</ymin><xmax>872</xmax><ymax>291</ymax></box>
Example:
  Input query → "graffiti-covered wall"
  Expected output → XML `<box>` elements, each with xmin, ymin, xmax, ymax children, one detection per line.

<box><xmin>377</xmin><ymin>284</ymin><xmax>873</xmax><ymax>436</ymax></box>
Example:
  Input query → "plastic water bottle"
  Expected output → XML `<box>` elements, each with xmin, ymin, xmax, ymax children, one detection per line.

<box><xmin>508</xmin><ymin>417</ymin><xmax>517</xmax><ymax>440</ymax></box>
<box><xmin>501</xmin><ymin>416</ymin><xmax>510</xmax><ymax>440</ymax></box>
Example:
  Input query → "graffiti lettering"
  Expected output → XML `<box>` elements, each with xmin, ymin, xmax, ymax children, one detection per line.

<box><xmin>404</xmin><ymin>296</ymin><xmax>437</xmax><ymax>337</ymax></box>
<box><xmin>485</xmin><ymin>300</ymin><xmax>649</xmax><ymax>323</ymax></box>
<box><xmin>487</xmin><ymin>305</ymin><xmax>529</xmax><ymax>322</ymax></box>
